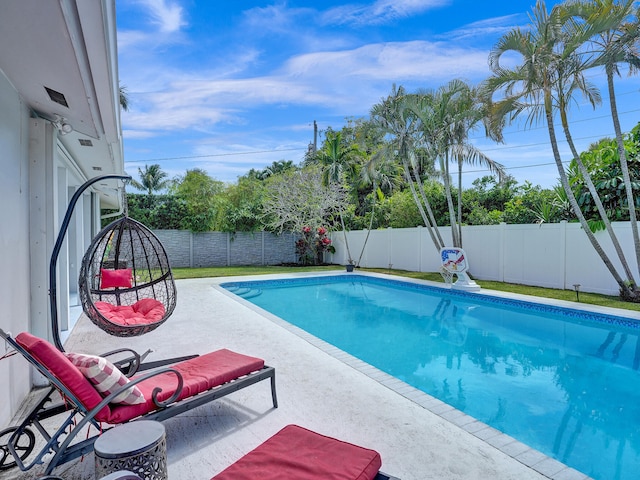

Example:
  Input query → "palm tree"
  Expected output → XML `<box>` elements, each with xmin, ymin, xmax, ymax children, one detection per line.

<box><xmin>258</xmin><ymin>160</ymin><xmax>295</xmax><ymax>180</ymax></box>
<box><xmin>358</xmin><ymin>151</ymin><xmax>402</xmax><ymax>266</ymax></box>
<box><xmin>309</xmin><ymin>131</ymin><xmax>362</xmax><ymax>265</ymax></box>
<box><xmin>562</xmin><ymin>0</ymin><xmax>640</xmax><ymax>282</ymax></box>
<box><xmin>370</xmin><ymin>85</ymin><xmax>445</xmax><ymax>252</ymax></box>
<box><xmin>551</xmin><ymin>39</ymin><xmax>637</xmax><ymax>284</ymax></box>
<box><xmin>129</xmin><ymin>164</ymin><xmax>170</xmax><ymax>195</ymax></box>
<box><xmin>410</xmin><ymin>80</ymin><xmax>505</xmax><ymax>247</ymax></box>
<box><xmin>119</xmin><ymin>85</ymin><xmax>129</xmax><ymax>111</ymax></box>
<box><xmin>482</xmin><ymin>0</ymin><xmax>638</xmax><ymax>299</ymax></box>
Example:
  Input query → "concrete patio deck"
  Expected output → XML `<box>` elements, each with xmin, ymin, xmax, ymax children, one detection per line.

<box><xmin>2</xmin><ymin>273</ymin><xmax>592</xmax><ymax>480</ymax></box>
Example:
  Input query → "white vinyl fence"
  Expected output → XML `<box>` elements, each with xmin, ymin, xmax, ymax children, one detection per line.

<box><xmin>327</xmin><ymin>222</ymin><xmax>640</xmax><ymax>296</ymax></box>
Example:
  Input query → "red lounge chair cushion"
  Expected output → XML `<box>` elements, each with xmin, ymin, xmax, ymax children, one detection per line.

<box><xmin>100</xmin><ymin>268</ymin><xmax>133</xmax><ymax>289</ymax></box>
<box><xmin>64</xmin><ymin>352</ymin><xmax>145</xmax><ymax>405</ymax></box>
<box><xmin>105</xmin><ymin>348</ymin><xmax>265</xmax><ymax>424</ymax></box>
<box><xmin>95</xmin><ymin>299</ymin><xmax>166</xmax><ymax>326</ymax></box>
<box><xmin>15</xmin><ymin>332</ymin><xmax>111</xmax><ymax>421</ymax></box>
<box><xmin>14</xmin><ymin>334</ymin><xmax>265</xmax><ymax>425</ymax></box>
<box><xmin>211</xmin><ymin>424</ymin><xmax>382</xmax><ymax>480</ymax></box>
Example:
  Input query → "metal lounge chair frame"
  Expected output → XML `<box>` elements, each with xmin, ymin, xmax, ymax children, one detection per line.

<box><xmin>0</xmin><ymin>328</ymin><xmax>277</xmax><ymax>476</ymax></box>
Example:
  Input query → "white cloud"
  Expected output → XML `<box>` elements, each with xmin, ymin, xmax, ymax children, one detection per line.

<box><xmin>122</xmin><ymin>129</ymin><xmax>158</xmax><ymax>139</ymax></box>
<box><xmin>121</xmin><ymin>39</ymin><xmax>492</xmax><ymax>136</ymax></box>
<box><xmin>124</xmin><ymin>101</ymin><xmax>234</xmax><ymax>131</ymax></box>
<box><xmin>283</xmin><ymin>41</ymin><xmax>489</xmax><ymax>82</ymax></box>
<box><xmin>137</xmin><ymin>0</ymin><xmax>186</xmax><ymax>33</ymax></box>
<box><xmin>321</xmin><ymin>0</ymin><xmax>450</xmax><ymax>26</ymax></box>
<box><xmin>116</xmin><ymin>1</ymin><xmax>634</xmax><ymax>187</ymax></box>
<box><xmin>243</xmin><ymin>3</ymin><xmax>296</xmax><ymax>29</ymax></box>
<box><xmin>124</xmin><ymin>139</ymin><xmax>309</xmax><ymax>182</ymax></box>
<box><xmin>117</xmin><ymin>0</ymin><xmax>187</xmax><ymax>54</ymax></box>
<box><xmin>443</xmin><ymin>14</ymin><xmax>523</xmax><ymax>41</ymax></box>
<box><xmin>239</xmin><ymin>3</ymin><xmax>352</xmax><ymax>53</ymax></box>
<box><xmin>117</xmin><ymin>30</ymin><xmax>150</xmax><ymax>50</ymax></box>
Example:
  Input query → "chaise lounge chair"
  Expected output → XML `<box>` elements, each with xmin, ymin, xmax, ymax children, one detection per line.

<box><xmin>0</xmin><ymin>329</ymin><xmax>277</xmax><ymax>476</ymax></box>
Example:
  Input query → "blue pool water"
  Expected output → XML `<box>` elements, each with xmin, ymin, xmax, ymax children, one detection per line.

<box><xmin>221</xmin><ymin>275</ymin><xmax>640</xmax><ymax>480</ymax></box>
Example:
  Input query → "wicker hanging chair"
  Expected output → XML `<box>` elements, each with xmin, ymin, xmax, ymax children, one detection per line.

<box><xmin>78</xmin><ymin>216</ymin><xmax>177</xmax><ymax>337</ymax></box>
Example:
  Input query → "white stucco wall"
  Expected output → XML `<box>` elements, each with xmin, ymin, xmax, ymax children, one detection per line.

<box><xmin>0</xmin><ymin>71</ymin><xmax>32</xmax><ymax>427</ymax></box>
<box><xmin>0</xmin><ymin>0</ymin><xmax>122</xmax><ymax>436</ymax></box>
<box><xmin>0</xmin><ymin>74</ymin><xmax>97</xmax><ymax>428</ymax></box>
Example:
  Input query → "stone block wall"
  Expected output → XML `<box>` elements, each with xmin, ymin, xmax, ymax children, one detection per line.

<box><xmin>153</xmin><ymin>230</ymin><xmax>297</xmax><ymax>268</ymax></box>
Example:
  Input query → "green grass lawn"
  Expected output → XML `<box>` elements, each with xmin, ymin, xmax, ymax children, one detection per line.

<box><xmin>172</xmin><ymin>265</ymin><xmax>640</xmax><ymax>313</ymax></box>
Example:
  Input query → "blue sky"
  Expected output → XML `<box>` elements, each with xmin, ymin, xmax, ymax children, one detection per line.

<box><xmin>116</xmin><ymin>0</ymin><xmax>640</xmax><ymax>189</ymax></box>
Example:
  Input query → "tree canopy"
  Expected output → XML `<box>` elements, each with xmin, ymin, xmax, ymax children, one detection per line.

<box><xmin>118</xmin><ymin>0</ymin><xmax>640</xmax><ymax>299</ymax></box>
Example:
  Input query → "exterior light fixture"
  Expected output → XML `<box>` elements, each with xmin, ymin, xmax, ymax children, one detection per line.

<box><xmin>573</xmin><ymin>284</ymin><xmax>581</xmax><ymax>302</ymax></box>
<box><xmin>53</xmin><ymin>115</ymin><xmax>73</xmax><ymax>135</ymax></box>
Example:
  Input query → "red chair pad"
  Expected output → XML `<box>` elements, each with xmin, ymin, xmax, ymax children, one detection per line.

<box><xmin>106</xmin><ymin>348</ymin><xmax>265</xmax><ymax>424</ymax></box>
<box><xmin>14</xmin><ymin>333</ymin><xmax>265</xmax><ymax>425</ymax></box>
<box><xmin>211</xmin><ymin>424</ymin><xmax>382</xmax><ymax>480</ymax></box>
<box><xmin>15</xmin><ymin>332</ymin><xmax>111</xmax><ymax>421</ymax></box>
<box><xmin>95</xmin><ymin>298</ymin><xmax>166</xmax><ymax>326</ymax></box>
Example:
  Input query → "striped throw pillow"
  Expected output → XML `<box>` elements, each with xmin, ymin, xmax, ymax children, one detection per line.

<box><xmin>64</xmin><ymin>352</ymin><xmax>145</xmax><ymax>405</ymax></box>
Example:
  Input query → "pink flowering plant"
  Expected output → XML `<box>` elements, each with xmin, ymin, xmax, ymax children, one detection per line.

<box><xmin>296</xmin><ymin>226</ymin><xmax>335</xmax><ymax>265</ymax></box>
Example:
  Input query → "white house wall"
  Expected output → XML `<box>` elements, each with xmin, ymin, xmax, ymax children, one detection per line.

<box><xmin>0</xmin><ymin>0</ymin><xmax>123</xmax><ymax>431</ymax></box>
<box><xmin>0</xmin><ymin>71</ymin><xmax>33</xmax><ymax>427</ymax></box>
<box><xmin>28</xmin><ymin>118</ymin><xmax>56</xmax><ymax>343</ymax></box>
<box><xmin>55</xmin><ymin>144</ymin><xmax>95</xmax><ymax>344</ymax></box>
<box><xmin>0</xmin><ymin>88</ymin><xmax>97</xmax><ymax>429</ymax></box>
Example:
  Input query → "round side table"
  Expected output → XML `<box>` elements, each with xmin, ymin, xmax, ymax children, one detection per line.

<box><xmin>94</xmin><ymin>420</ymin><xmax>167</xmax><ymax>480</ymax></box>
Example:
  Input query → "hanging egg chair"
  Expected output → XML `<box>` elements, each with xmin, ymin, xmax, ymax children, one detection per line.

<box><xmin>78</xmin><ymin>216</ymin><xmax>177</xmax><ymax>337</ymax></box>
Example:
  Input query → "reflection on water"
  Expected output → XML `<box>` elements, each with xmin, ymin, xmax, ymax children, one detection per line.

<box><xmin>227</xmin><ymin>277</ymin><xmax>640</xmax><ymax>480</ymax></box>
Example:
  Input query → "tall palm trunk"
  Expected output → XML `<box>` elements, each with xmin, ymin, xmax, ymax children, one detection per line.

<box><xmin>440</xmin><ymin>154</ymin><xmax>460</xmax><ymax>247</ymax></box>
<box><xmin>560</xmin><ymin>109</ymin><xmax>636</xmax><ymax>283</ymax></box>
<box><xmin>545</xmin><ymin>89</ymin><xmax>632</xmax><ymax>297</ymax></box>
<box><xmin>457</xmin><ymin>157</ymin><xmax>464</xmax><ymax>246</ymax></box>
<box><xmin>407</xmin><ymin>160</ymin><xmax>445</xmax><ymax>248</ymax></box>
<box><xmin>356</xmin><ymin>190</ymin><xmax>377</xmax><ymax>267</ymax></box>
<box><xmin>338</xmin><ymin>208</ymin><xmax>354</xmax><ymax>265</ymax></box>
<box><xmin>402</xmin><ymin>161</ymin><xmax>443</xmax><ymax>252</ymax></box>
<box><xmin>607</xmin><ymin>67</ymin><xmax>640</xmax><ymax>280</ymax></box>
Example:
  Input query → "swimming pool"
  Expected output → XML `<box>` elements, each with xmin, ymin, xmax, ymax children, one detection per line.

<box><xmin>221</xmin><ymin>274</ymin><xmax>640</xmax><ymax>480</ymax></box>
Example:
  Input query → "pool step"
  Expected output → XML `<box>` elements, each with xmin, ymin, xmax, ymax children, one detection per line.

<box><xmin>227</xmin><ymin>286</ymin><xmax>262</xmax><ymax>299</ymax></box>
<box><xmin>241</xmin><ymin>288</ymin><xmax>262</xmax><ymax>299</ymax></box>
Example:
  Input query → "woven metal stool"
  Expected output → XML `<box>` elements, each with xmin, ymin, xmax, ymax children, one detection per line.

<box><xmin>94</xmin><ymin>421</ymin><xmax>167</xmax><ymax>480</ymax></box>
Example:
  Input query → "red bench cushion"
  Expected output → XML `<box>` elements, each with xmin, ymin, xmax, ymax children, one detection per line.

<box><xmin>105</xmin><ymin>348</ymin><xmax>265</xmax><ymax>424</ymax></box>
<box><xmin>95</xmin><ymin>298</ymin><xmax>166</xmax><ymax>326</ymax></box>
<box><xmin>211</xmin><ymin>424</ymin><xmax>382</xmax><ymax>480</ymax></box>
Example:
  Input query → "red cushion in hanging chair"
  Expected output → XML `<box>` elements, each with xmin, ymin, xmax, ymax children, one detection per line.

<box><xmin>95</xmin><ymin>298</ymin><xmax>166</xmax><ymax>326</ymax></box>
<box><xmin>100</xmin><ymin>268</ymin><xmax>133</xmax><ymax>289</ymax></box>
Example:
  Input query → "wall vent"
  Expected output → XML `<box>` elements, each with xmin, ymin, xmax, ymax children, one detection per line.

<box><xmin>44</xmin><ymin>87</ymin><xmax>69</xmax><ymax>107</ymax></box>
<box><xmin>79</xmin><ymin>139</ymin><xmax>93</xmax><ymax>147</ymax></box>
<box><xmin>92</xmin><ymin>166</ymin><xmax>103</xmax><ymax>171</ymax></box>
